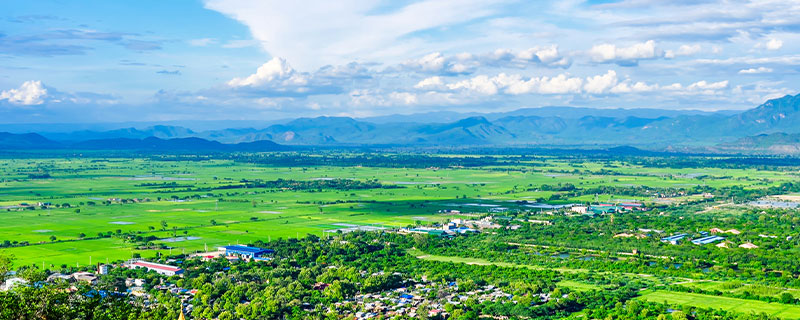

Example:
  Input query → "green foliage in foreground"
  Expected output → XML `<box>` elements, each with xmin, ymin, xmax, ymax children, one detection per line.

<box><xmin>637</xmin><ymin>290</ymin><xmax>800</xmax><ymax>319</ymax></box>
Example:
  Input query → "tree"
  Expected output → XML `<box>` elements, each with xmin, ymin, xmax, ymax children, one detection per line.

<box><xmin>323</xmin><ymin>280</ymin><xmax>356</xmax><ymax>300</ymax></box>
<box><xmin>780</xmin><ymin>292</ymin><xmax>795</xmax><ymax>304</ymax></box>
<box><xmin>0</xmin><ymin>253</ymin><xmax>13</xmax><ymax>282</ymax></box>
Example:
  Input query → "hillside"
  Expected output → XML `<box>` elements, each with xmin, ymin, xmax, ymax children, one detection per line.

<box><xmin>5</xmin><ymin>93</ymin><xmax>800</xmax><ymax>152</ymax></box>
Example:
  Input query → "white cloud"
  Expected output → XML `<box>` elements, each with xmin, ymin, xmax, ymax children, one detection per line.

<box><xmin>665</xmin><ymin>44</ymin><xmax>701</xmax><ymax>58</ymax></box>
<box><xmin>445</xmin><ymin>72</ymin><xmax>584</xmax><ymax>95</ymax></box>
<box><xmin>204</xmin><ymin>0</ymin><xmax>504</xmax><ymax>69</ymax></box>
<box><xmin>401</xmin><ymin>46</ymin><xmax>569</xmax><ymax>75</ymax></box>
<box><xmin>0</xmin><ymin>80</ymin><xmax>48</xmax><ymax>105</ymax></box>
<box><xmin>583</xmin><ymin>70</ymin><xmax>618</xmax><ymax>94</ymax></box>
<box><xmin>421</xmin><ymin>70</ymin><xmax>730</xmax><ymax>99</ymax></box>
<box><xmin>610</xmin><ymin>81</ymin><xmax>659</xmax><ymax>93</ymax></box>
<box><xmin>738</xmin><ymin>67</ymin><xmax>773</xmax><ymax>74</ymax></box>
<box><xmin>414</xmin><ymin>76</ymin><xmax>446</xmax><ymax>90</ymax></box>
<box><xmin>589</xmin><ymin>40</ymin><xmax>661</xmax><ymax>65</ymax></box>
<box><xmin>448</xmin><ymin>75</ymin><xmax>499</xmax><ymax>95</ymax></box>
<box><xmin>227</xmin><ymin>57</ymin><xmax>308</xmax><ymax>88</ymax></box>
<box><xmin>686</xmin><ymin>80</ymin><xmax>729</xmax><ymax>94</ymax></box>
<box><xmin>766</xmin><ymin>38</ymin><xmax>783</xmax><ymax>50</ymax></box>
<box><xmin>402</xmin><ymin>52</ymin><xmax>453</xmax><ymax>73</ymax></box>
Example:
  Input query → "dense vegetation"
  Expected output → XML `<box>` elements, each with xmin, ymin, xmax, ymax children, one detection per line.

<box><xmin>2</xmin><ymin>152</ymin><xmax>800</xmax><ymax>319</ymax></box>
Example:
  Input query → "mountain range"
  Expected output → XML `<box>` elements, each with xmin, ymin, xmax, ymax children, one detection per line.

<box><xmin>2</xmin><ymin>93</ymin><xmax>800</xmax><ymax>154</ymax></box>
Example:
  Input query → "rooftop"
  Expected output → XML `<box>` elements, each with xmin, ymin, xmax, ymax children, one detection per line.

<box><xmin>691</xmin><ymin>235</ymin><xmax>725</xmax><ymax>245</ymax></box>
<box><xmin>222</xmin><ymin>245</ymin><xmax>274</xmax><ymax>254</ymax></box>
<box><xmin>132</xmin><ymin>261</ymin><xmax>182</xmax><ymax>272</ymax></box>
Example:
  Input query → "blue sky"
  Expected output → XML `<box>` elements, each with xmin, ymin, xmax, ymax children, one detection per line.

<box><xmin>1</xmin><ymin>0</ymin><xmax>799</xmax><ymax>123</ymax></box>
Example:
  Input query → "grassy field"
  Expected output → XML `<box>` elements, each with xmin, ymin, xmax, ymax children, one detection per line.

<box><xmin>0</xmin><ymin>156</ymin><xmax>794</xmax><ymax>267</ymax></box>
<box><xmin>637</xmin><ymin>290</ymin><xmax>800</xmax><ymax>319</ymax></box>
<box><xmin>680</xmin><ymin>280</ymin><xmax>800</xmax><ymax>299</ymax></box>
<box><xmin>407</xmin><ymin>248</ymin><xmax>591</xmax><ymax>273</ymax></box>
<box><xmin>557</xmin><ymin>280</ymin><xmax>602</xmax><ymax>292</ymax></box>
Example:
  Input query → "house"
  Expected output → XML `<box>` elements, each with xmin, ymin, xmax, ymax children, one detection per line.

<box><xmin>73</xmin><ymin>272</ymin><xmax>98</xmax><ymax>284</ymax></box>
<box><xmin>400</xmin><ymin>227</ymin><xmax>455</xmax><ymax>238</ymax></box>
<box><xmin>620</xmin><ymin>203</ymin><xmax>644</xmax><ymax>210</ymax></box>
<box><xmin>221</xmin><ymin>245</ymin><xmax>274</xmax><ymax>259</ymax></box>
<box><xmin>660</xmin><ymin>233</ymin><xmax>689</xmax><ymax>245</ymax></box>
<box><xmin>453</xmin><ymin>226</ymin><xmax>479</xmax><ymax>234</ymax></box>
<box><xmin>570</xmin><ymin>206</ymin><xmax>588</xmax><ymax>214</ymax></box>
<box><xmin>0</xmin><ymin>277</ymin><xmax>28</xmax><ymax>291</ymax></box>
<box><xmin>716</xmin><ymin>241</ymin><xmax>733</xmax><ymax>248</ymax></box>
<box><xmin>710</xmin><ymin>228</ymin><xmax>741</xmax><ymax>235</ymax></box>
<box><xmin>691</xmin><ymin>235</ymin><xmax>725</xmax><ymax>245</ymax></box>
<box><xmin>125</xmin><ymin>278</ymin><xmax>146</xmax><ymax>287</ymax></box>
<box><xmin>47</xmin><ymin>273</ymin><xmax>72</xmax><ymax>282</ymax></box>
<box><xmin>590</xmin><ymin>206</ymin><xmax>621</xmax><ymax>214</ymax></box>
<box><xmin>739</xmin><ymin>242</ymin><xmax>759</xmax><ymax>249</ymax></box>
<box><xmin>98</xmin><ymin>264</ymin><xmax>110</xmax><ymax>275</ymax></box>
<box><xmin>129</xmin><ymin>261</ymin><xmax>184</xmax><ymax>276</ymax></box>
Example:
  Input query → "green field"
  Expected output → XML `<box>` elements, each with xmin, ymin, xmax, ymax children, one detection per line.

<box><xmin>679</xmin><ymin>280</ymin><xmax>800</xmax><ymax>299</ymax></box>
<box><xmin>407</xmin><ymin>248</ymin><xmax>591</xmax><ymax>273</ymax></box>
<box><xmin>637</xmin><ymin>290</ymin><xmax>800</xmax><ymax>319</ymax></box>
<box><xmin>0</xmin><ymin>156</ymin><xmax>795</xmax><ymax>267</ymax></box>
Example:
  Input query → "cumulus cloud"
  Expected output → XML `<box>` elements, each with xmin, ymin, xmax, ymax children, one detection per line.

<box><xmin>766</xmin><ymin>38</ymin><xmax>783</xmax><ymax>50</ymax></box>
<box><xmin>584</xmin><ymin>70</ymin><xmax>618</xmax><ymax>94</ymax></box>
<box><xmin>665</xmin><ymin>44</ymin><xmax>701</xmax><ymax>58</ymax></box>
<box><xmin>687</xmin><ymin>80</ymin><xmax>728</xmax><ymax>90</ymax></box>
<box><xmin>0</xmin><ymin>80</ymin><xmax>119</xmax><ymax>107</ymax></box>
<box><xmin>401</xmin><ymin>46</ymin><xmax>570</xmax><ymax>75</ymax></box>
<box><xmin>228</xmin><ymin>57</ymin><xmax>306</xmax><ymax>87</ymax></box>
<box><xmin>414</xmin><ymin>76</ymin><xmax>446</xmax><ymax>90</ymax></box>
<box><xmin>0</xmin><ymin>80</ymin><xmax>48</xmax><ymax>105</ymax></box>
<box><xmin>416</xmin><ymin>70</ymin><xmax>730</xmax><ymax>98</ymax></box>
<box><xmin>222</xmin><ymin>57</ymin><xmax>367</xmax><ymax>98</ymax></box>
<box><xmin>738</xmin><ymin>67</ymin><xmax>773</xmax><ymax>74</ymax></box>
<box><xmin>589</xmin><ymin>40</ymin><xmax>661</xmax><ymax>66</ymax></box>
<box><xmin>442</xmin><ymin>72</ymin><xmax>584</xmax><ymax>95</ymax></box>
<box><xmin>484</xmin><ymin>46</ymin><xmax>571</xmax><ymax>68</ymax></box>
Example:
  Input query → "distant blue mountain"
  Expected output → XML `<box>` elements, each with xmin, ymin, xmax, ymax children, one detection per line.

<box><xmin>4</xmin><ymin>94</ymin><xmax>800</xmax><ymax>152</ymax></box>
<box><xmin>0</xmin><ymin>135</ymin><xmax>289</xmax><ymax>152</ymax></box>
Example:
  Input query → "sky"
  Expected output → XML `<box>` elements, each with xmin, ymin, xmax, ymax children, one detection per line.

<box><xmin>1</xmin><ymin>0</ymin><xmax>799</xmax><ymax>123</ymax></box>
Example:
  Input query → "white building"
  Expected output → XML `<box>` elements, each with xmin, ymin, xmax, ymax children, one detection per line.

<box><xmin>1</xmin><ymin>277</ymin><xmax>28</xmax><ymax>291</ymax></box>
<box><xmin>570</xmin><ymin>206</ymin><xmax>588</xmax><ymax>214</ymax></box>
<box><xmin>98</xmin><ymin>264</ymin><xmax>110</xmax><ymax>275</ymax></box>
<box><xmin>129</xmin><ymin>261</ymin><xmax>184</xmax><ymax>276</ymax></box>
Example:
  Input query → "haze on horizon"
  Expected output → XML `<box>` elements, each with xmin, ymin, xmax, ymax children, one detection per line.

<box><xmin>1</xmin><ymin>0</ymin><xmax>799</xmax><ymax>123</ymax></box>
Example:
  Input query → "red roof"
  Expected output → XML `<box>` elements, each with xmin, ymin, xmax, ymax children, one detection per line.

<box><xmin>132</xmin><ymin>261</ymin><xmax>182</xmax><ymax>272</ymax></box>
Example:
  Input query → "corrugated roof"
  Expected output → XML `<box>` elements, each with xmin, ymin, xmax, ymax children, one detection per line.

<box><xmin>133</xmin><ymin>261</ymin><xmax>182</xmax><ymax>272</ymax></box>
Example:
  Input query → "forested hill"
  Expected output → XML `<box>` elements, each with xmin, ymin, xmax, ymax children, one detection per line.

<box><xmin>3</xmin><ymin>93</ymin><xmax>800</xmax><ymax>153</ymax></box>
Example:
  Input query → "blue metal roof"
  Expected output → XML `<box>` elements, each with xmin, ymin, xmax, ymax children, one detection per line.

<box><xmin>691</xmin><ymin>235</ymin><xmax>725</xmax><ymax>245</ymax></box>
<box><xmin>660</xmin><ymin>233</ymin><xmax>689</xmax><ymax>242</ymax></box>
<box><xmin>222</xmin><ymin>245</ymin><xmax>273</xmax><ymax>254</ymax></box>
